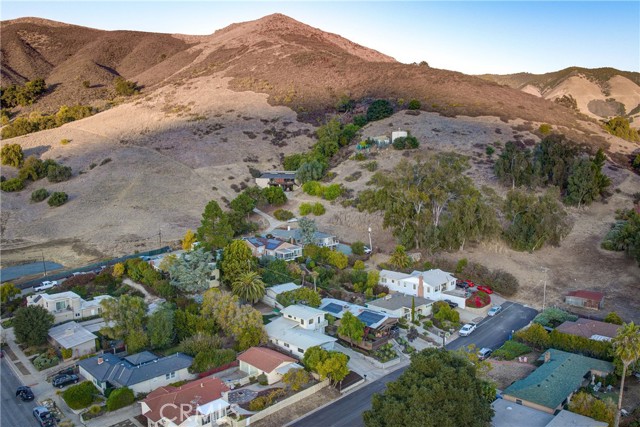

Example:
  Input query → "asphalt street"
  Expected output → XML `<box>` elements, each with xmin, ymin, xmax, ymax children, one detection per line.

<box><xmin>1</xmin><ymin>358</ymin><xmax>39</xmax><ymax>427</ymax></box>
<box><xmin>289</xmin><ymin>302</ymin><xmax>538</xmax><ymax>427</ymax></box>
<box><xmin>446</xmin><ymin>301</ymin><xmax>538</xmax><ymax>352</ymax></box>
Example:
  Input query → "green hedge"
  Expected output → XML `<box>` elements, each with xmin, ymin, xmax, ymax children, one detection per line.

<box><xmin>63</xmin><ymin>381</ymin><xmax>99</xmax><ymax>410</ymax></box>
<box><xmin>492</xmin><ymin>340</ymin><xmax>531</xmax><ymax>360</ymax></box>
<box><xmin>514</xmin><ymin>324</ymin><xmax>612</xmax><ymax>360</ymax></box>
<box><xmin>106</xmin><ymin>387</ymin><xmax>134</xmax><ymax>411</ymax></box>
<box><xmin>190</xmin><ymin>348</ymin><xmax>236</xmax><ymax>373</ymax></box>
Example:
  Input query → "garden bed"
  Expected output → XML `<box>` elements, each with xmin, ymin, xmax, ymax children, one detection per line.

<box><xmin>371</xmin><ymin>343</ymin><xmax>398</xmax><ymax>362</ymax></box>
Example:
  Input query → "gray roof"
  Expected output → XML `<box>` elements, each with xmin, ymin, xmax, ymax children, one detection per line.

<box><xmin>268</xmin><ymin>283</ymin><xmax>301</xmax><ymax>295</ymax></box>
<box><xmin>282</xmin><ymin>304</ymin><xmax>326</xmax><ymax>319</ymax></box>
<box><xmin>265</xmin><ymin>317</ymin><xmax>336</xmax><ymax>349</ymax></box>
<box><xmin>260</xmin><ymin>172</ymin><xmax>296</xmax><ymax>179</ymax></box>
<box><xmin>491</xmin><ymin>398</ymin><xmax>554</xmax><ymax>427</ymax></box>
<box><xmin>48</xmin><ymin>321</ymin><xmax>97</xmax><ymax>349</ymax></box>
<box><xmin>78</xmin><ymin>352</ymin><xmax>193</xmax><ymax>388</ymax></box>
<box><xmin>124</xmin><ymin>351</ymin><xmax>158</xmax><ymax>365</ymax></box>
<box><xmin>545</xmin><ymin>410</ymin><xmax>608</xmax><ymax>427</ymax></box>
<box><xmin>367</xmin><ymin>294</ymin><xmax>434</xmax><ymax>311</ymax></box>
<box><xmin>270</xmin><ymin>229</ymin><xmax>336</xmax><ymax>243</ymax></box>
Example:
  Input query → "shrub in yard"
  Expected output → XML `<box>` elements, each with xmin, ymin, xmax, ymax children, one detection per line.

<box><xmin>299</xmin><ymin>203</ymin><xmax>313</xmax><ymax>216</ymax></box>
<box><xmin>190</xmin><ymin>348</ymin><xmax>236</xmax><ymax>373</ymax></box>
<box><xmin>302</xmin><ymin>181</ymin><xmax>323</xmax><ymax>196</ymax></box>
<box><xmin>322</xmin><ymin>184</ymin><xmax>343</xmax><ymax>201</ymax></box>
<box><xmin>351</xmin><ymin>241</ymin><xmax>366</xmax><ymax>255</ymax></box>
<box><xmin>257</xmin><ymin>373</ymin><xmax>268</xmax><ymax>386</ymax></box>
<box><xmin>273</xmin><ymin>209</ymin><xmax>294</xmax><ymax>221</ymax></box>
<box><xmin>282</xmin><ymin>368</ymin><xmax>311</xmax><ymax>391</ymax></box>
<box><xmin>60</xmin><ymin>348</ymin><xmax>73</xmax><ymax>359</ymax></box>
<box><xmin>48</xmin><ymin>191</ymin><xmax>69</xmax><ymax>207</ymax></box>
<box><xmin>33</xmin><ymin>352</ymin><xmax>60</xmax><ymax>370</ymax></box>
<box><xmin>31</xmin><ymin>188</ymin><xmax>49</xmax><ymax>202</ymax></box>
<box><xmin>63</xmin><ymin>381</ymin><xmax>99</xmax><ymax>410</ymax></box>
<box><xmin>533</xmin><ymin>307</ymin><xmax>577</xmax><ymax>328</ymax></box>
<box><xmin>106</xmin><ymin>387</ymin><xmax>134</xmax><ymax>411</ymax></box>
<box><xmin>492</xmin><ymin>340</ymin><xmax>531</xmax><ymax>360</ymax></box>
<box><xmin>603</xmin><ymin>311</ymin><xmax>624</xmax><ymax>325</ymax></box>
<box><xmin>466</xmin><ymin>291</ymin><xmax>491</xmax><ymax>308</ymax></box>
<box><xmin>311</xmin><ymin>202</ymin><xmax>325</xmax><ymax>215</ymax></box>
<box><xmin>1</xmin><ymin>177</ymin><xmax>24</xmax><ymax>192</ymax></box>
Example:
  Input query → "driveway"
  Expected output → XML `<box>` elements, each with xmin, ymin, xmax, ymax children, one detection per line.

<box><xmin>446</xmin><ymin>301</ymin><xmax>538</xmax><ymax>352</ymax></box>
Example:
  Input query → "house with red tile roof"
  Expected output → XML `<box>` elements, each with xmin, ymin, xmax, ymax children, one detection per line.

<box><xmin>237</xmin><ymin>347</ymin><xmax>301</xmax><ymax>385</ymax></box>
<box><xmin>565</xmin><ymin>290</ymin><xmax>605</xmax><ymax>310</ymax></box>
<box><xmin>555</xmin><ymin>318</ymin><xmax>621</xmax><ymax>341</ymax></box>
<box><xmin>141</xmin><ymin>377</ymin><xmax>230</xmax><ymax>427</ymax></box>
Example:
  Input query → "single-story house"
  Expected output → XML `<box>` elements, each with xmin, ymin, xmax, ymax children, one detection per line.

<box><xmin>564</xmin><ymin>290</ymin><xmax>605</xmax><ymax>310</ymax></box>
<box><xmin>237</xmin><ymin>347</ymin><xmax>301</xmax><ymax>385</ymax></box>
<box><xmin>262</xmin><ymin>282</ymin><xmax>301</xmax><ymax>309</ymax></box>
<box><xmin>319</xmin><ymin>298</ymin><xmax>398</xmax><ymax>350</ymax></box>
<box><xmin>255</xmin><ymin>171</ymin><xmax>297</xmax><ymax>191</ymax></box>
<box><xmin>366</xmin><ymin>294</ymin><xmax>435</xmax><ymax>320</ymax></box>
<box><xmin>555</xmin><ymin>318</ymin><xmax>621</xmax><ymax>342</ymax></box>
<box><xmin>243</xmin><ymin>237</ymin><xmax>302</xmax><ymax>262</ymax></box>
<box><xmin>141</xmin><ymin>376</ymin><xmax>230</xmax><ymax>427</ymax></box>
<box><xmin>78</xmin><ymin>351</ymin><xmax>194</xmax><ymax>395</ymax></box>
<box><xmin>491</xmin><ymin>399</ymin><xmax>607</xmax><ymax>427</ymax></box>
<box><xmin>27</xmin><ymin>291</ymin><xmax>112</xmax><ymax>324</ymax></box>
<box><xmin>378</xmin><ymin>269</ymin><xmax>465</xmax><ymax>308</ymax></box>
<box><xmin>544</xmin><ymin>410</ymin><xmax>608</xmax><ymax>427</ymax></box>
<box><xmin>502</xmin><ymin>349</ymin><xmax>614</xmax><ymax>414</ymax></box>
<box><xmin>265</xmin><ymin>305</ymin><xmax>336</xmax><ymax>358</ymax></box>
<box><xmin>48</xmin><ymin>321</ymin><xmax>97</xmax><ymax>359</ymax></box>
<box><xmin>269</xmin><ymin>228</ymin><xmax>339</xmax><ymax>249</ymax></box>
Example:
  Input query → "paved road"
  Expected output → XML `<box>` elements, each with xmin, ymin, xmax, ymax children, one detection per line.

<box><xmin>289</xmin><ymin>368</ymin><xmax>405</xmax><ymax>427</ymax></box>
<box><xmin>446</xmin><ymin>302</ymin><xmax>538</xmax><ymax>352</ymax></box>
<box><xmin>1</xmin><ymin>358</ymin><xmax>39</xmax><ymax>427</ymax></box>
<box><xmin>289</xmin><ymin>302</ymin><xmax>537</xmax><ymax>427</ymax></box>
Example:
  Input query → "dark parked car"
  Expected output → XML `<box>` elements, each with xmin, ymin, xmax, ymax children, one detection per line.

<box><xmin>33</xmin><ymin>406</ymin><xmax>56</xmax><ymax>427</ymax></box>
<box><xmin>444</xmin><ymin>299</ymin><xmax>458</xmax><ymax>309</ymax></box>
<box><xmin>478</xmin><ymin>348</ymin><xmax>493</xmax><ymax>361</ymax></box>
<box><xmin>16</xmin><ymin>386</ymin><xmax>34</xmax><ymax>401</ymax></box>
<box><xmin>52</xmin><ymin>373</ymin><xmax>79</xmax><ymax>389</ymax></box>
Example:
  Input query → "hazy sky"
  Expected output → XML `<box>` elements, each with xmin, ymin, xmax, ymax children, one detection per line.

<box><xmin>2</xmin><ymin>1</ymin><xmax>639</xmax><ymax>75</ymax></box>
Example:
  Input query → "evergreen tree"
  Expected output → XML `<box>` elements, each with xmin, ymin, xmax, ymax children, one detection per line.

<box><xmin>197</xmin><ymin>200</ymin><xmax>233</xmax><ymax>251</ymax></box>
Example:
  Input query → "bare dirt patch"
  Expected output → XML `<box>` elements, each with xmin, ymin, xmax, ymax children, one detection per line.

<box><xmin>485</xmin><ymin>359</ymin><xmax>538</xmax><ymax>390</ymax></box>
<box><xmin>250</xmin><ymin>386</ymin><xmax>341</xmax><ymax>427</ymax></box>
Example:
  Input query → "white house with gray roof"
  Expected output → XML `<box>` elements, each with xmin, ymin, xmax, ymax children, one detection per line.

<box><xmin>27</xmin><ymin>292</ymin><xmax>113</xmax><ymax>324</ymax></box>
<box><xmin>378</xmin><ymin>269</ymin><xmax>463</xmax><ymax>306</ymax></box>
<box><xmin>366</xmin><ymin>294</ymin><xmax>435</xmax><ymax>320</ymax></box>
<box><xmin>265</xmin><ymin>304</ymin><xmax>336</xmax><ymax>358</ymax></box>
<box><xmin>269</xmin><ymin>228</ymin><xmax>339</xmax><ymax>249</ymax></box>
<box><xmin>48</xmin><ymin>321</ymin><xmax>97</xmax><ymax>359</ymax></box>
<box><xmin>78</xmin><ymin>351</ymin><xmax>194</xmax><ymax>395</ymax></box>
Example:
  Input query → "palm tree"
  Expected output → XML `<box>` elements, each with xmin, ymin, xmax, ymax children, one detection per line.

<box><xmin>231</xmin><ymin>271</ymin><xmax>266</xmax><ymax>304</ymax></box>
<box><xmin>612</xmin><ymin>322</ymin><xmax>640</xmax><ymax>427</ymax></box>
<box><xmin>389</xmin><ymin>245</ymin><xmax>411</xmax><ymax>269</ymax></box>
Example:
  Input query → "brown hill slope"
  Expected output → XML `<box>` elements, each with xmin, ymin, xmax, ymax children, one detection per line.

<box><xmin>2</xmin><ymin>13</ymin><xmax>595</xmax><ymax>137</ymax></box>
<box><xmin>479</xmin><ymin>67</ymin><xmax>640</xmax><ymax>122</ymax></box>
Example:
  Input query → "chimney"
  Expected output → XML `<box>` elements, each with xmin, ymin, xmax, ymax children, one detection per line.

<box><xmin>417</xmin><ymin>276</ymin><xmax>424</xmax><ymax>298</ymax></box>
<box><xmin>97</xmin><ymin>357</ymin><xmax>104</xmax><ymax>365</ymax></box>
<box><xmin>201</xmin><ymin>382</ymin><xmax>204</xmax><ymax>388</ymax></box>
<box><xmin>287</xmin><ymin>225</ymin><xmax>291</xmax><ymax>231</ymax></box>
<box><xmin>65</xmin><ymin>328</ymin><xmax>73</xmax><ymax>337</ymax></box>
<box><xmin>544</xmin><ymin>351</ymin><xmax>551</xmax><ymax>363</ymax></box>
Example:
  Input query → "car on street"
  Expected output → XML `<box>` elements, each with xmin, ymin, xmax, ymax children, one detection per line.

<box><xmin>16</xmin><ymin>386</ymin><xmax>34</xmax><ymax>401</ymax></box>
<box><xmin>456</xmin><ymin>279</ymin><xmax>476</xmax><ymax>289</ymax></box>
<box><xmin>33</xmin><ymin>406</ymin><xmax>55</xmax><ymax>427</ymax></box>
<box><xmin>443</xmin><ymin>299</ymin><xmax>458</xmax><ymax>309</ymax></box>
<box><xmin>459</xmin><ymin>322</ymin><xmax>477</xmax><ymax>336</ymax></box>
<box><xmin>52</xmin><ymin>373</ymin><xmax>79</xmax><ymax>388</ymax></box>
<box><xmin>487</xmin><ymin>305</ymin><xmax>502</xmax><ymax>316</ymax></box>
<box><xmin>477</xmin><ymin>285</ymin><xmax>493</xmax><ymax>294</ymax></box>
<box><xmin>477</xmin><ymin>348</ymin><xmax>493</xmax><ymax>360</ymax></box>
<box><xmin>34</xmin><ymin>281</ymin><xmax>58</xmax><ymax>292</ymax></box>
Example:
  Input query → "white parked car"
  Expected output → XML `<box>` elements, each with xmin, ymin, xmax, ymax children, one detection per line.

<box><xmin>459</xmin><ymin>322</ymin><xmax>477</xmax><ymax>337</ymax></box>
<box><xmin>487</xmin><ymin>305</ymin><xmax>502</xmax><ymax>317</ymax></box>
<box><xmin>363</xmin><ymin>246</ymin><xmax>372</xmax><ymax>254</ymax></box>
<box><xmin>34</xmin><ymin>281</ymin><xmax>58</xmax><ymax>292</ymax></box>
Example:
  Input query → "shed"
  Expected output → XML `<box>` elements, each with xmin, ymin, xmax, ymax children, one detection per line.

<box><xmin>564</xmin><ymin>290</ymin><xmax>605</xmax><ymax>310</ymax></box>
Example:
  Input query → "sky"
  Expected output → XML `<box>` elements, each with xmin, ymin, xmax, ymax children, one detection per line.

<box><xmin>2</xmin><ymin>1</ymin><xmax>639</xmax><ymax>75</ymax></box>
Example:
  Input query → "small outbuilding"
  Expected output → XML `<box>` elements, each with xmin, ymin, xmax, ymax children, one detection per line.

<box><xmin>564</xmin><ymin>290</ymin><xmax>605</xmax><ymax>310</ymax></box>
<box><xmin>48</xmin><ymin>321</ymin><xmax>97</xmax><ymax>359</ymax></box>
<box><xmin>237</xmin><ymin>347</ymin><xmax>300</xmax><ymax>385</ymax></box>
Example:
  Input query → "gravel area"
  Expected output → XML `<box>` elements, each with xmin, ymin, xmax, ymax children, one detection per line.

<box><xmin>251</xmin><ymin>387</ymin><xmax>340</xmax><ymax>427</ymax></box>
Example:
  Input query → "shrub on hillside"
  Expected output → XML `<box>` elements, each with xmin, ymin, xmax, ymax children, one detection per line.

<box><xmin>47</xmin><ymin>164</ymin><xmax>72</xmax><ymax>182</ymax></box>
<box><xmin>302</xmin><ymin>181</ymin><xmax>323</xmax><ymax>196</ymax></box>
<box><xmin>1</xmin><ymin>177</ymin><xmax>24</xmax><ymax>192</ymax></box>
<box><xmin>31</xmin><ymin>188</ymin><xmax>49</xmax><ymax>202</ymax></box>
<box><xmin>114</xmin><ymin>77</ymin><xmax>139</xmax><ymax>96</ymax></box>
<box><xmin>366</xmin><ymin>99</ymin><xmax>393</xmax><ymax>122</ymax></box>
<box><xmin>351</xmin><ymin>241</ymin><xmax>366</xmax><ymax>255</ymax></box>
<box><xmin>408</xmin><ymin>99</ymin><xmax>421</xmax><ymax>110</ymax></box>
<box><xmin>48</xmin><ymin>192</ymin><xmax>69</xmax><ymax>207</ymax></box>
<box><xmin>273</xmin><ymin>209</ymin><xmax>294</xmax><ymax>221</ymax></box>
<box><xmin>311</xmin><ymin>202</ymin><xmax>325</xmax><ymax>215</ymax></box>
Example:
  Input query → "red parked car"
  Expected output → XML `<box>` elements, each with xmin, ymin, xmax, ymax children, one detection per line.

<box><xmin>477</xmin><ymin>285</ymin><xmax>493</xmax><ymax>294</ymax></box>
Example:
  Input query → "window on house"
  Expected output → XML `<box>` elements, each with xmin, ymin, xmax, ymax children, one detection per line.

<box><xmin>516</xmin><ymin>399</ymin><xmax>522</xmax><ymax>405</ymax></box>
<box><xmin>284</xmin><ymin>343</ymin><xmax>290</xmax><ymax>348</ymax></box>
<box><xmin>165</xmin><ymin>371</ymin><xmax>176</xmax><ymax>380</ymax></box>
<box><xmin>55</xmin><ymin>301</ymin><xmax>66</xmax><ymax>311</ymax></box>
<box><xmin>309</xmin><ymin>318</ymin><xmax>314</xmax><ymax>324</ymax></box>
<box><xmin>75</xmin><ymin>313</ymin><xmax>81</xmax><ymax>317</ymax></box>
<box><xmin>301</xmin><ymin>319</ymin><xmax>305</xmax><ymax>325</ymax></box>
<box><xmin>381</xmin><ymin>278</ymin><xmax>387</xmax><ymax>283</ymax></box>
<box><xmin>413</xmin><ymin>284</ymin><xmax>416</xmax><ymax>290</ymax></box>
<box><xmin>298</xmin><ymin>348</ymin><xmax>304</xmax><ymax>354</ymax></box>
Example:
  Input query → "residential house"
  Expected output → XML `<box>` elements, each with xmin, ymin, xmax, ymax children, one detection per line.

<box><xmin>491</xmin><ymin>399</ymin><xmax>607</xmax><ymax>427</ymax></box>
<box><xmin>265</xmin><ymin>304</ymin><xmax>337</xmax><ymax>358</ymax></box>
<box><xmin>502</xmin><ymin>349</ymin><xmax>614</xmax><ymax>414</ymax></box>
<box><xmin>378</xmin><ymin>269</ymin><xmax>463</xmax><ymax>307</ymax></box>
<box><xmin>27</xmin><ymin>291</ymin><xmax>113</xmax><ymax>324</ymax></box>
<box><xmin>255</xmin><ymin>171</ymin><xmax>297</xmax><ymax>191</ymax></box>
<box><xmin>243</xmin><ymin>237</ymin><xmax>302</xmax><ymax>262</ymax></box>
<box><xmin>237</xmin><ymin>347</ymin><xmax>301</xmax><ymax>385</ymax></box>
<box><xmin>564</xmin><ymin>290</ymin><xmax>605</xmax><ymax>310</ymax></box>
<box><xmin>48</xmin><ymin>321</ymin><xmax>97</xmax><ymax>359</ymax></box>
<box><xmin>141</xmin><ymin>376</ymin><xmax>230</xmax><ymax>427</ymax></box>
<box><xmin>270</xmin><ymin>228</ymin><xmax>339</xmax><ymax>249</ymax></box>
<box><xmin>262</xmin><ymin>282</ymin><xmax>301</xmax><ymax>309</ymax></box>
<box><xmin>78</xmin><ymin>351</ymin><xmax>194</xmax><ymax>395</ymax></box>
<box><xmin>555</xmin><ymin>318</ymin><xmax>621</xmax><ymax>342</ymax></box>
<box><xmin>366</xmin><ymin>294</ymin><xmax>435</xmax><ymax>320</ymax></box>
<box><xmin>370</xmin><ymin>135</ymin><xmax>390</xmax><ymax>148</ymax></box>
<box><xmin>319</xmin><ymin>298</ymin><xmax>398</xmax><ymax>350</ymax></box>
<box><xmin>391</xmin><ymin>130</ymin><xmax>408</xmax><ymax>142</ymax></box>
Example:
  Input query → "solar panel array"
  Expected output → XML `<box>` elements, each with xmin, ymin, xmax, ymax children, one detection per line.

<box><xmin>323</xmin><ymin>303</ymin><xmax>344</xmax><ymax>315</ymax></box>
<box><xmin>358</xmin><ymin>310</ymin><xmax>385</xmax><ymax>326</ymax></box>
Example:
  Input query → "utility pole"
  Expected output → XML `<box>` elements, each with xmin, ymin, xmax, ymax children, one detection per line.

<box><xmin>158</xmin><ymin>228</ymin><xmax>162</xmax><ymax>247</ymax></box>
<box><xmin>368</xmin><ymin>225</ymin><xmax>373</xmax><ymax>252</ymax></box>
<box><xmin>542</xmin><ymin>268</ymin><xmax>548</xmax><ymax>311</ymax></box>
<box><xmin>41</xmin><ymin>251</ymin><xmax>47</xmax><ymax>277</ymax></box>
